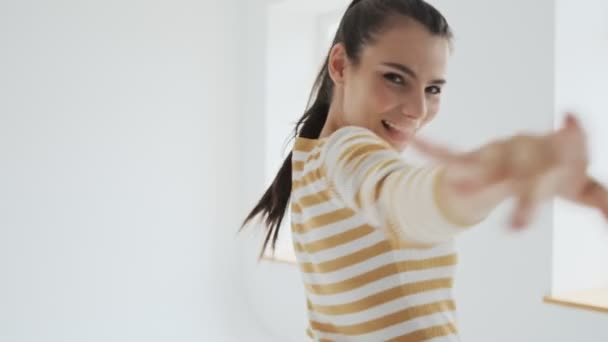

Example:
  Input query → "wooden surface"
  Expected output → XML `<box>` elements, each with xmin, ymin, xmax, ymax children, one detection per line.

<box><xmin>544</xmin><ymin>288</ymin><xmax>608</xmax><ymax>314</ymax></box>
<box><xmin>262</xmin><ymin>250</ymin><xmax>297</xmax><ymax>265</ymax></box>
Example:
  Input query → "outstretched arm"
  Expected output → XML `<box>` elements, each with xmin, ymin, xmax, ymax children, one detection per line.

<box><xmin>415</xmin><ymin>113</ymin><xmax>608</xmax><ymax>229</ymax></box>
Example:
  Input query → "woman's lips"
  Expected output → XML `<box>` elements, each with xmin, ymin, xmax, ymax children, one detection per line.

<box><xmin>381</xmin><ymin>119</ymin><xmax>415</xmax><ymax>145</ymax></box>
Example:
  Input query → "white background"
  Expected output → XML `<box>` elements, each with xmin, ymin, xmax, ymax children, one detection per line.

<box><xmin>0</xmin><ymin>0</ymin><xmax>265</xmax><ymax>341</ymax></box>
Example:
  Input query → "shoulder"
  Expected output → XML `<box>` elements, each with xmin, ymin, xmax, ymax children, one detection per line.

<box><xmin>323</xmin><ymin>125</ymin><xmax>391</xmax><ymax>150</ymax></box>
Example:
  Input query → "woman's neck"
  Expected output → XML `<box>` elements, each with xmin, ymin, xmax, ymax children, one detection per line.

<box><xmin>319</xmin><ymin>99</ymin><xmax>342</xmax><ymax>139</ymax></box>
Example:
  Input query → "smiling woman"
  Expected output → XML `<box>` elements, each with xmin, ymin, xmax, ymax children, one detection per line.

<box><xmin>245</xmin><ymin>1</ymin><xmax>473</xmax><ymax>339</ymax></box>
<box><xmin>318</xmin><ymin>17</ymin><xmax>450</xmax><ymax>151</ymax></box>
<box><xmin>241</xmin><ymin>0</ymin><xmax>608</xmax><ymax>341</ymax></box>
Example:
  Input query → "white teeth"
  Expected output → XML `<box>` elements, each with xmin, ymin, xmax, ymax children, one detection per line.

<box><xmin>383</xmin><ymin>120</ymin><xmax>405</xmax><ymax>132</ymax></box>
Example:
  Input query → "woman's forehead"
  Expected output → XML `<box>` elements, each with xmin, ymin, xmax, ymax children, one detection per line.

<box><xmin>359</xmin><ymin>21</ymin><xmax>450</xmax><ymax>76</ymax></box>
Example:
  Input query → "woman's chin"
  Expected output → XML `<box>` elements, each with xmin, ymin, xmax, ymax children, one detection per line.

<box><xmin>380</xmin><ymin>126</ymin><xmax>412</xmax><ymax>150</ymax></box>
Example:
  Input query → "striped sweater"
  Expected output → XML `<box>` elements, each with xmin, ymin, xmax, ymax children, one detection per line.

<box><xmin>290</xmin><ymin>126</ymin><xmax>476</xmax><ymax>341</ymax></box>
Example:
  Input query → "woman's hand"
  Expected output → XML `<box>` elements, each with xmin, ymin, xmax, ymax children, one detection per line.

<box><xmin>412</xmin><ymin>113</ymin><xmax>608</xmax><ymax>228</ymax></box>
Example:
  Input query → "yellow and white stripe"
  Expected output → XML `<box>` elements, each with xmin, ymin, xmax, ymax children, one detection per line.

<box><xmin>291</xmin><ymin>126</ymin><xmax>476</xmax><ymax>341</ymax></box>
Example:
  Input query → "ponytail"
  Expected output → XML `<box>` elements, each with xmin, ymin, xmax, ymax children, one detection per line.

<box><xmin>241</xmin><ymin>54</ymin><xmax>334</xmax><ymax>257</ymax></box>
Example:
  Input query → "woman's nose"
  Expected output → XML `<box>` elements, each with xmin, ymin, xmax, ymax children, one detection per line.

<box><xmin>401</xmin><ymin>91</ymin><xmax>427</xmax><ymax>120</ymax></box>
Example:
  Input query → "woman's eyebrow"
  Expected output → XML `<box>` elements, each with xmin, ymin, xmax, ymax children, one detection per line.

<box><xmin>382</xmin><ymin>62</ymin><xmax>446</xmax><ymax>85</ymax></box>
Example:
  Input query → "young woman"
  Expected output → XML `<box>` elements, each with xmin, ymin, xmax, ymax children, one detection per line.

<box><xmin>242</xmin><ymin>0</ymin><xmax>608</xmax><ymax>340</ymax></box>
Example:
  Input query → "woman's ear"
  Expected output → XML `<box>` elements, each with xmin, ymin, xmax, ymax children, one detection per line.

<box><xmin>328</xmin><ymin>43</ymin><xmax>348</xmax><ymax>86</ymax></box>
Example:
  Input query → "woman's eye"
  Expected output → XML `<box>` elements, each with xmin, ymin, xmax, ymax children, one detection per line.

<box><xmin>383</xmin><ymin>73</ymin><xmax>405</xmax><ymax>85</ymax></box>
<box><xmin>426</xmin><ymin>86</ymin><xmax>442</xmax><ymax>95</ymax></box>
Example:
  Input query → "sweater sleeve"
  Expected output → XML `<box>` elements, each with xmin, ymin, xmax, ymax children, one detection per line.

<box><xmin>320</xmin><ymin>126</ymin><xmax>477</xmax><ymax>246</ymax></box>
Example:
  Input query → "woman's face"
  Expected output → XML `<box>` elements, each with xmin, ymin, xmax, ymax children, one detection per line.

<box><xmin>328</xmin><ymin>18</ymin><xmax>450</xmax><ymax>151</ymax></box>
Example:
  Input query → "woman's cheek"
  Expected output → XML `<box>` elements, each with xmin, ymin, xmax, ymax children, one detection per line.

<box><xmin>423</xmin><ymin>101</ymin><xmax>441</xmax><ymax>124</ymax></box>
<box><xmin>372</xmin><ymin>84</ymin><xmax>399</xmax><ymax>113</ymax></box>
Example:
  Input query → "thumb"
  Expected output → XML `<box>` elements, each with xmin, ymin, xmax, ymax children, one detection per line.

<box><xmin>576</xmin><ymin>178</ymin><xmax>608</xmax><ymax>218</ymax></box>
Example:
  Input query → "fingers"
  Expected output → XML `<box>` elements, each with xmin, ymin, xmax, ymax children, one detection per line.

<box><xmin>511</xmin><ymin>181</ymin><xmax>541</xmax><ymax>229</ymax></box>
<box><xmin>564</xmin><ymin>112</ymin><xmax>577</xmax><ymax>128</ymax></box>
<box><xmin>555</xmin><ymin>113</ymin><xmax>587</xmax><ymax>153</ymax></box>
<box><xmin>558</xmin><ymin>112</ymin><xmax>581</xmax><ymax>133</ymax></box>
<box><xmin>575</xmin><ymin>177</ymin><xmax>608</xmax><ymax>220</ymax></box>
<box><xmin>564</xmin><ymin>112</ymin><xmax>583</xmax><ymax>132</ymax></box>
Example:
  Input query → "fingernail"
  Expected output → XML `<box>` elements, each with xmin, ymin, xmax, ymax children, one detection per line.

<box><xmin>511</xmin><ymin>214</ymin><xmax>527</xmax><ymax>229</ymax></box>
<box><xmin>565</xmin><ymin>113</ymin><xmax>578</xmax><ymax>127</ymax></box>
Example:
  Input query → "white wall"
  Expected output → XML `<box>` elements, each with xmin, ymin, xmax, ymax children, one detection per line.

<box><xmin>552</xmin><ymin>0</ymin><xmax>608</xmax><ymax>294</ymax></box>
<box><xmin>0</xmin><ymin>0</ymin><xmax>269</xmax><ymax>341</ymax></box>
<box><xmin>239</xmin><ymin>0</ymin><xmax>608</xmax><ymax>341</ymax></box>
<box><xmin>237</xmin><ymin>2</ymin><xmax>315</xmax><ymax>340</ymax></box>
